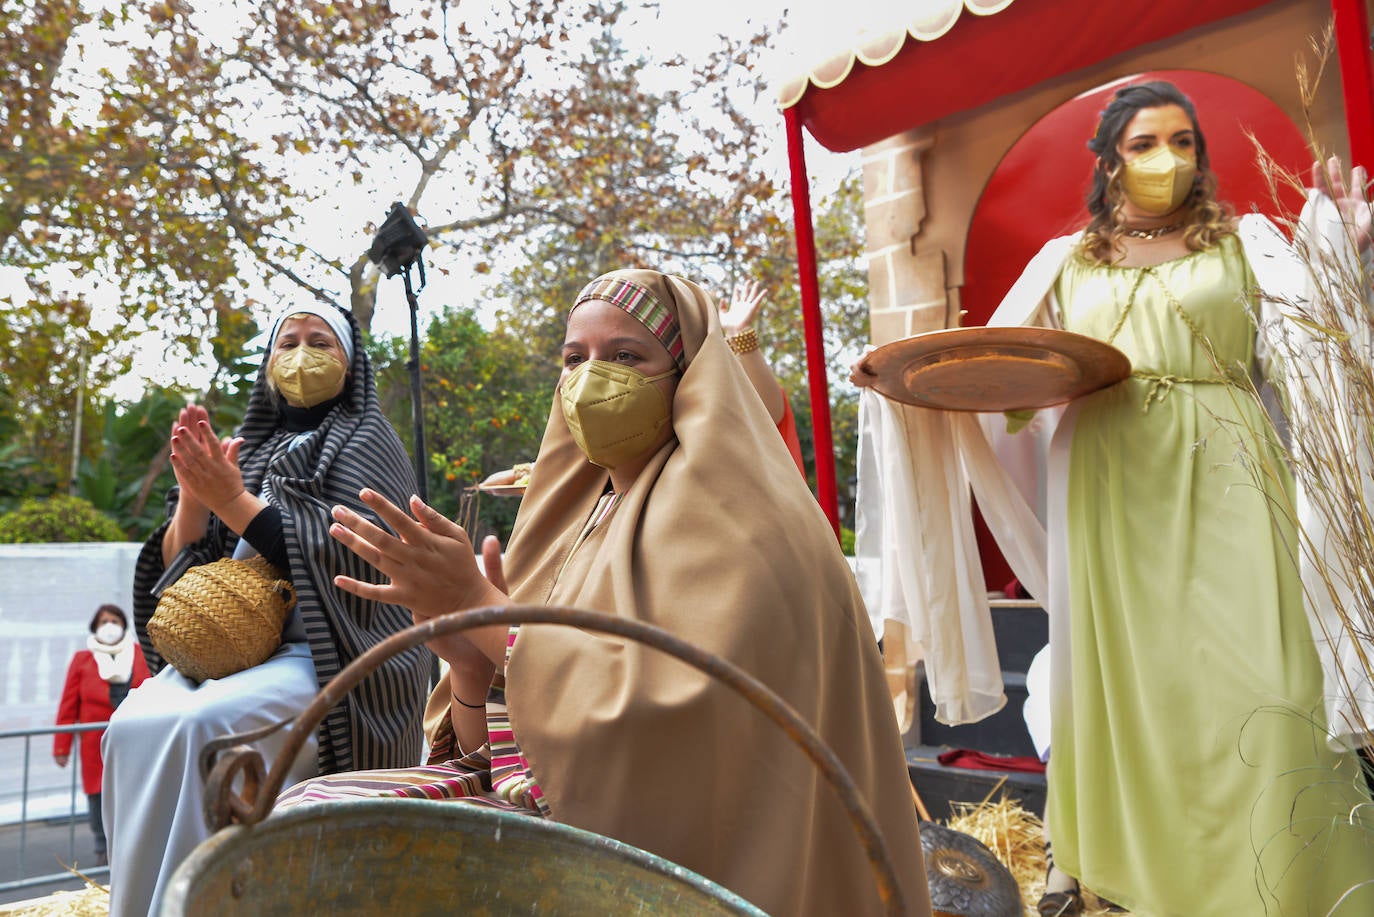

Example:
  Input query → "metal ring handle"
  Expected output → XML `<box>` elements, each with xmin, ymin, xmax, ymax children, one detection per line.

<box><xmin>201</xmin><ymin>604</ymin><xmax>905</xmax><ymax>916</ymax></box>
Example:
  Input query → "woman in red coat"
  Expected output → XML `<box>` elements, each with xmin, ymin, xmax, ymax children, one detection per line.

<box><xmin>53</xmin><ymin>604</ymin><xmax>149</xmax><ymax>865</ymax></box>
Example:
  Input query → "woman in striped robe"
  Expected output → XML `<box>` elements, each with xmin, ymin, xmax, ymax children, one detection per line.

<box><xmin>103</xmin><ymin>302</ymin><xmax>430</xmax><ymax>917</ymax></box>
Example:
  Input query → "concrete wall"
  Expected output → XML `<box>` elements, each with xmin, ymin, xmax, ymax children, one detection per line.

<box><xmin>0</xmin><ymin>543</ymin><xmax>143</xmax><ymax>821</ymax></box>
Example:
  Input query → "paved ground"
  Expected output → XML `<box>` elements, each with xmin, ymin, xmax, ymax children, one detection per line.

<box><xmin>0</xmin><ymin>814</ymin><xmax>107</xmax><ymax>907</ymax></box>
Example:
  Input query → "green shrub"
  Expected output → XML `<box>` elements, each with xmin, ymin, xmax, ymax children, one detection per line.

<box><xmin>0</xmin><ymin>494</ymin><xmax>127</xmax><ymax>543</ymax></box>
<box><xmin>839</xmin><ymin>526</ymin><xmax>856</xmax><ymax>556</ymax></box>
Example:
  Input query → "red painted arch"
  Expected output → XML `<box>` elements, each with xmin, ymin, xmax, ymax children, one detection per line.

<box><xmin>961</xmin><ymin>70</ymin><xmax>1312</xmax><ymax>328</ymax></box>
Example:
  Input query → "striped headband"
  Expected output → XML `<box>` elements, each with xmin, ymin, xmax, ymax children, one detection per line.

<box><xmin>573</xmin><ymin>277</ymin><xmax>685</xmax><ymax>370</ymax></box>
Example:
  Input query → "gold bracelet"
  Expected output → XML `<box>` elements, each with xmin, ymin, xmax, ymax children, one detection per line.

<box><xmin>726</xmin><ymin>328</ymin><xmax>759</xmax><ymax>355</ymax></box>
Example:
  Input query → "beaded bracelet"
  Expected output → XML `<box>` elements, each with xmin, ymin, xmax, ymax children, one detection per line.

<box><xmin>726</xmin><ymin>327</ymin><xmax>760</xmax><ymax>355</ymax></box>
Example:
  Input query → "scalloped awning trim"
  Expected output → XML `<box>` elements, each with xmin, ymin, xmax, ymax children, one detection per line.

<box><xmin>776</xmin><ymin>0</ymin><xmax>1016</xmax><ymax>109</ymax></box>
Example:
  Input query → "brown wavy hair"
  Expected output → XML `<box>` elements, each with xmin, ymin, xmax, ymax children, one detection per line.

<box><xmin>1079</xmin><ymin>81</ymin><xmax>1234</xmax><ymax>264</ymax></box>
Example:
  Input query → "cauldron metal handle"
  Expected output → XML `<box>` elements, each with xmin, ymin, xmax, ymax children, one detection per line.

<box><xmin>201</xmin><ymin>604</ymin><xmax>905</xmax><ymax>916</ymax></box>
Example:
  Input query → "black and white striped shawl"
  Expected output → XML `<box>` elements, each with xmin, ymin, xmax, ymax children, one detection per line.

<box><xmin>132</xmin><ymin>306</ymin><xmax>430</xmax><ymax>774</ymax></box>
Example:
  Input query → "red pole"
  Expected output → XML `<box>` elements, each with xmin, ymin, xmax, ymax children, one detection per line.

<box><xmin>1331</xmin><ymin>0</ymin><xmax>1374</xmax><ymax>171</ymax></box>
<box><xmin>784</xmin><ymin>106</ymin><xmax>840</xmax><ymax>539</ymax></box>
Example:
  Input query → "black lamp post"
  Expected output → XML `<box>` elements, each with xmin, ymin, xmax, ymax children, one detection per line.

<box><xmin>367</xmin><ymin>202</ymin><xmax>431</xmax><ymax>501</ymax></box>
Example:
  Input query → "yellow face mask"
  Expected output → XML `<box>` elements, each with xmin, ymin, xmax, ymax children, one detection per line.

<box><xmin>1121</xmin><ymin>143</ymin><xmax>1197</xmax><ymax>216</ymax></box>
<box><xmin>560</xmin><ymin>360</ymin><xmax>677</xmax><ymax>470</ymax></box>
<box><xmin>269</xmin><ymin>346</ymin><xmax>347</xmax><ymax>408</ymax></box>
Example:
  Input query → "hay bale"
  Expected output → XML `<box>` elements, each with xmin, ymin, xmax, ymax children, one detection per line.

<box><xmin>944</xmin><ymin>797</ymin><xmax>1129</xmax><ymax>916</ymax></box>
<box><xmin>0</xmin><ymin>870</ymin><xmax>108</xmax><ymax>917</ymax></box>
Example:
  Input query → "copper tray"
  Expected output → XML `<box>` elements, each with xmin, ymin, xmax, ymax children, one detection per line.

<box><xmin>863</xmin><ymin>326</ymin><xmax>1131</xmax><ymax>412</ymax></box>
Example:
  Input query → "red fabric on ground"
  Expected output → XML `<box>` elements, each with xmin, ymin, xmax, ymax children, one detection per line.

<box><xmin>937</xmin><ymin>748</ymin><xmax>1046</xmax><ymax>774</ymax></box>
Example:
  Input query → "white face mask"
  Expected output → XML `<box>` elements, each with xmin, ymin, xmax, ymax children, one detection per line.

<box><xmin>95</xmin><ymin>622</ymin><xmax>125</xmax><ymax>645</ymax></box>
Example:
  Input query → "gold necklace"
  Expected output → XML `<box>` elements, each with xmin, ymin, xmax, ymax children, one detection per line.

<box><xmin>1122</xmin><ymin>221</ymin><xmax>1184</xmax><ymax>240</ymax></box>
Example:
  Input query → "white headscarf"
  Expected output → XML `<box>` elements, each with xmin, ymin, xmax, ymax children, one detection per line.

<box><xmin>267</xmin><ymin>302</ymin><xmax>355</xmax><ymax>361</ymax></box>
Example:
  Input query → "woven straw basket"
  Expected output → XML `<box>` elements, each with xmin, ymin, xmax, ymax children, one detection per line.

<box><xmin>148</xmin><ymin>555</ymin><xmax>297</xmax><ymax>683</ymax></box>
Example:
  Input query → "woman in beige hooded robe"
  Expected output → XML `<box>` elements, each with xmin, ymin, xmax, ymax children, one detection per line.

<box><xmin>282</xmin><ymin>269</ymin><xmax>930</xmax><ymax>916</ymax></box>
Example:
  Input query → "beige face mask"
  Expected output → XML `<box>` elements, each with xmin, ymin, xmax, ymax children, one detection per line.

<box><xmin>1121</xmin><ymin>143</ymin><xmax>1197</xmax><ymax>216</ymax></box>
<box><xmin>270</xmin><ymin>346</ymin><xmax>346</xmax><ymax>408</ymax></box>
<box><xmin>560</xmin><ymin>360</ymin><xmax>677</xmax><ymax>470</ymax></box>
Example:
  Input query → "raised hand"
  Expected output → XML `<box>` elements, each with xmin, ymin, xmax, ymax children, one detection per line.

<box><xmin>719</xmin><ymin>279</ymin><xmax>767</xmax><ymax>336</ymax></box>
<box><xmin>1309</xmin><ymin>155</ymin><xmax>1372</xmax><ymax>251</ymax></box>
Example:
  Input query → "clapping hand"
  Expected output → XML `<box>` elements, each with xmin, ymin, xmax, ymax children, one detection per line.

<box><xmin>480</xmin><ymin>535</ymin><xmax>507</xmax><ymax>592</ymax></box>
<box><xmin>328</xmin><ymin>490</ymin><xmax>510</xmax><ymax>665</ymax></box>
<box><xmin>329</xmin><ymin>490</ymin><xmax>498</xmax><ymax>619</ymax></box>
<box><xmin>168</xmin><ymin>405</ymin><xmax>245</xmax><ymax>516</ymax></box>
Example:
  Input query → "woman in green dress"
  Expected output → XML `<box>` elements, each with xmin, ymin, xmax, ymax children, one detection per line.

<box><xmin>1005</xmin><ymin>81</ymin><xmax>1374</xmax><ymax>917</ymax></box>
<box><xmin>855</xmin><ymin>80</ymin><xmax>1374</xmax><ymax>915</ymax></box>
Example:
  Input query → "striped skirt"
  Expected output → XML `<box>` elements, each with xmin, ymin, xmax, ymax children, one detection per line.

<box><xmin>275</xmin><ymin>742</ymin><xmax>541</xmax><ymax>814</ymax></box>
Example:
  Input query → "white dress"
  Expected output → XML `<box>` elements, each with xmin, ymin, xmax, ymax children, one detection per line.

<box><xmin>101</xmin><ymin>608</ymin><xmax>319</xmax><ymax>917</ymax></box>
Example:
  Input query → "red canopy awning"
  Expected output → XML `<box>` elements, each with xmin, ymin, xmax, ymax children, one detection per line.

<box><xmin>778</xmin><ymin>0</ymin><xmax>1277</xmax><ymax>152</ymax></box>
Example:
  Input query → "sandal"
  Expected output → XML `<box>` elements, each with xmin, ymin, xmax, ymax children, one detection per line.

<box><xmin>1037</xmin><ymin>889</ymin><xmax>1084</xmax><ymax>917</ymax></box>
<box><xmin>1037</xmin><ymin>841</ymin><xmax>1084</xmax><ymax>917</ymax></box>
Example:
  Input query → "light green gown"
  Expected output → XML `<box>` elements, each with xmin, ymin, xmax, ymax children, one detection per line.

<box><xmin>1048</xmin><ymin>234</ymin><xmax>1374</xmax><ymax>915</ymax></box>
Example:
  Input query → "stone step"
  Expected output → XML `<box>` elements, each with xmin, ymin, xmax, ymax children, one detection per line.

<box><xmin>905</xmin><ymin>599</ymin><xmax>1047</xmax><ymax>758</ymax></box>
<box><xmin>986</xmin><ymin>599</ymin><xmax>1047</xmax><ymax>674</ymax></box>
<box><xmin>918</xmin><ymin>671</ymin><xmax>1038</xmax><ymax>758</ymax></box>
